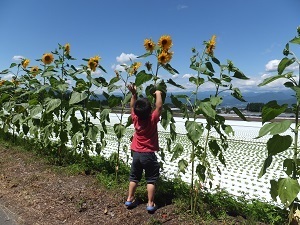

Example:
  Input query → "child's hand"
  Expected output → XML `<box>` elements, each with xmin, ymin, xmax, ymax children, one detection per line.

<box><xmin>127</xmin><ymin>83</ymin><xmax>137</xmax><ymax>94</ymax></box>
<box><xmin>154</xmin><ymin>90</ymin><xmax>162</xmax><ymax>96</ymax></box>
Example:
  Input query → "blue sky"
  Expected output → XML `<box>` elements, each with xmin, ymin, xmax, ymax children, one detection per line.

<box><xmin>0</xmin><ymin>0</ymin><xmax>299</xmax><ymax>93</ymax></box>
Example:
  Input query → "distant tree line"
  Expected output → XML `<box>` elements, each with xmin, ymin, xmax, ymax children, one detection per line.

<box><xmin>245</xmin><ymin>103</ymin><xmax>293</xmax><ymax>113</ymax></box>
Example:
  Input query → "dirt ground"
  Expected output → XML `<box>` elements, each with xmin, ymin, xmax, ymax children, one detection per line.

<box><xmin>0</xmin><ymin>144</ymin><xmax>274</xmax><ymax>225</ymax></box>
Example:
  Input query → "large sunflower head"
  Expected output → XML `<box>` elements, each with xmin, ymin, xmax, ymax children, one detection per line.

<box><xmin>30</xmin><ymin>66</ymin><xmax>39</xmax><ymax>77</ymax></box>
<box><xmin>92</xmin><ymin>55</ymin><xmax>100</xmax><ymax>64</ymax></box>
<box><xmin>88</xmin><ymin>55</ymin><xmax>100</xmax><ymax>72</ymax></box>
<box><xmin>157</xmin><ymin>51</ymin><xmax>173</xmax><ymax>64</ymax></box>
<box><xmin>42</xmin><ymin>53</ymin><xmax>54</xmax><ymax>65</ymax></box>
<box><xmin>205</xmin><ymin>35</ymin><xmax>216</xmax><ymax>56</ymax></box>
<box><xmin>143</xmin><ymin>39</ymin><xmax>156</xmax><ymax>52</ymax></box>
<box><xmin>64</xmin><ymin>43</ymin><xmax>70</xmax><ymax>54</ymax></box>
<box><xmin>22</xmin><ymin>59</ymin><xmax>30</xmax><ymax>69</ymax></box>
<box><xmin>158</xmin><ymin>35</ymin><xmax>172</xmax><ymax>51</ymax></box>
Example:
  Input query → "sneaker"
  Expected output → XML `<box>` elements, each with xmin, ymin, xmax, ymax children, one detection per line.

<box><xmin>125</xmin><ymin>200</ymin><xmax>137</xmax><ymax>209</ymax></box>
<box><xmin>146</xmin><ymin>204</ymin><xmax>157</xmax><ymax>212</ymax></box>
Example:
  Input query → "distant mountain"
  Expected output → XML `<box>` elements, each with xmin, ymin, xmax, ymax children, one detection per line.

<box><xmin>219</xmin><ymin>90</ymin><xmax>295</xmax><ymax>107</ymax></box>
<box><xmin>91</xmin><ymin>90</ymin><xmax>296</xmax><ymax>108</ymax></box>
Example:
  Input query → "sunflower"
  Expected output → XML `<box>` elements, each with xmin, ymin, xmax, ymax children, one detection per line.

<box><xmin>22</xmin><ymin>59</ymin><xmax>30</xmax><ymax>68</ymax></box>
<box><xmin>206</xmin><ymin>35</ymin><xmax>216</xmax><ymax>55</ymax></box>
<box><xmin>157</xmin><ymin>51</ymin><xmax>173</xmax><ymax>64</ymax></box>
<box><xmin>88</xmin><ymin>55</ymin><xmax>100</xmax><ymax>72</ymax></box>
<box><xmin>92</xmin><ymin>55</ymin><xmax>100</xmax><ymax>64</ymax></box>
<box><xmin>42</xmin><ymin>53</ymin><xmax>54</xmax><ymax>65</ymax></box>
<box><xmin>64</xmin><ymin>43</ymin><xmax>70</xmax><ymax>54</ymax></box>
<box><xmin>88</xmin><ymin>59</ymin><xmax>97</xmax><ymax>72</ymax></box>
<box><xmin>158</xmin><ymin>35</ymin><xmax>172</xmax><ymax>51</ymax></box>
<box><xmin>143</xmin><ymin>39</ymin><xmax>156</xmax><ymax>52</ymax></box>
<box><xmin>129</xmin><ymin>62</ymin><xmax>142</xmax><ymax>75</ymax></box>
<box><xmin>133</xmin><ymin>62</ymin><xmax>141</xmax><ymax>71</ymax></box>
<box><xmin>30</xmin><ymin>66</ymin><xmax>39</xmax><ymax>77</ymax></box>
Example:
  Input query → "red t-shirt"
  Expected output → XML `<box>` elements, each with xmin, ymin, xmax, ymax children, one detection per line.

<box><xmin>130</xmin><ymin>109</ymin><xmax>160</xmax><ymax>152</ymax></box>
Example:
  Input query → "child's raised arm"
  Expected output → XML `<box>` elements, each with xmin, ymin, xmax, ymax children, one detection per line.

<box><xmin>154</xmin><ymin>90</ymin><xmax>163</xmax><ymax>115</ymax></box>
<box><xmin>127</xmin><ymin>84</ymin><xmax>137</xmax><ymax>113</ymax></box>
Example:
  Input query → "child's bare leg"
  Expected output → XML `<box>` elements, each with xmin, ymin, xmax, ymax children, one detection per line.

<box><xmin>147</xmin><ymin>183</ymin><xmax>155</xmax><ymax>206</ymax></box>
<box><xmin>127</xmin><ymin>181</ymin><xmax>138</xmax><ymax>202</ymax></box>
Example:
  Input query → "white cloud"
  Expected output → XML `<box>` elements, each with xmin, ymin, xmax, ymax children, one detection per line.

<box><xmin>111</xmin><ymin>63</ymin><xmax>126</xmax><ymax>72</ymax></box>
<box><xmin>288</xmin><ymin>63</ymin><xmax>299</xmax><ymax>71</ymax></box>
<box><xmin>2</xmin><ymin>73</ymin><xmax>14</xmax><ymax>80</ymax></box>
<box><xmin>177</xmin><ymin>4</ymin><xmax>188</xmax><ymax>10</ymax></box>
<box><xmin>182</xmin><ymin>73</ymin><xmax>193</xmax><ymax>78</ymax></box>
<box><xmin>12</xmin><ymin>55</ymin><xmax>24</xmax><ymax>61</ymax></box>
<box><xmin>265</xmin><ymin>59</ymin><xmax>299</xmax><ymax>72</ymax></box>
<box><xmin>226</xmin><ymin>73</ymin><xmax>291</xmax><ymax>92</ymax></box>
<box><xmin>265</xmin><ymin>59</ymin><xmax>280</xmax><ymax>72</ymax></box>
<box><xmin>172</xmin><ymin>74</ymin><xmax>179</xmax><ymax>79</ymax></box>
<box><xmin>91</xmin><ymin>69</ymin><xmax>102</xmax><ymax>76</ymax></box>
<box><xmin>116</xmin><ymin>53</ymin><xmax>137</xmax><ymax>64</ymax></box>
<box><xmin>111</xmin><ymin>53</ymin><xmax>138</xmax><ymax>73</ymax></box>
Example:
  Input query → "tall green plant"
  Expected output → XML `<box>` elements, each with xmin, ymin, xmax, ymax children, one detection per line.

<box><xmin>69</xmin><ymin>55</ymin><xmax>108</xmax><ymax>163</ymax></box>
<box><xmin>26</xmin><ymin>45</ymin><xmax>78</xmax><ymax>163</ymax></box>
<box><xmin>137</xmin><ymin>35</ymin><xmax>180</xmax><ymax>165</ymax></box>
<box><xmin>170</xmin><ymin>35</ymin><xmax>248</xmax><ymax>213</ymax></box>
<box><xmin>257</xmin><ymin>26</ymin><xmax>300</xmax><ymax>223</ymax></box>
<box><xmin>0</xmin><ymin>59</ymin><xmax>31</xmax><ymax>142</ymax></box>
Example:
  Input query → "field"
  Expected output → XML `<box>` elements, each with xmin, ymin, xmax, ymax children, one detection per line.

<box><xmin>0</xmin><ymin>113</ymin><xmax>293</xmax><ymax>224</ymax></box>
<box><xmin>0</xmin><ymin>110</ymin><xmax>291</xmax><ymax>205</ymax></box>
<box><xmin>98</xmin><ymin>113</ymin><xmax>292</xmax><ymax>206</ymax></box>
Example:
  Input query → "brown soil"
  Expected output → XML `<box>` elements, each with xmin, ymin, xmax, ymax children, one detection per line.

<box><xmin>0</xmin><ymin>139</ymin><xmax>272</xmax><ymax>225</ymax></box>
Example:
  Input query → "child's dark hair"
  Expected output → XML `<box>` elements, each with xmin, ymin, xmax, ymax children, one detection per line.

<box><xmin>134</xmin><ymin>98</ymin><xmax>152</xmax><ymax>120</ymax></box>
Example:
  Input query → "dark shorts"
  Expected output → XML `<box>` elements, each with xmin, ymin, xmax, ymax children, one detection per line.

<box><xmin>129</xmin><ymin>151</ymin><xmax>160</xmax><ymax>184</ymax></box>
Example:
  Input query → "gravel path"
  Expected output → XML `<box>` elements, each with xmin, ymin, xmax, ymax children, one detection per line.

<box><xmin>0</xmin><ymin>202</ymin><xmax>20</xmax><ymax>225</ymax></box>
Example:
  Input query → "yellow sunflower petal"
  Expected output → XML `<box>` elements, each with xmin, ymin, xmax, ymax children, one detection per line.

<box><xmin>206</xmin><ymin>35</ymin><xmax>216</xmax><ymax>55</ymax></box>
<box><xmin>30</xmin><ymin>66</ymin><xmax>39</xmax><ymax>77</ymax></box>
<box><xmin>143</xmin><ymin>39</ymin><xmax>156</xmax><ymax>52</ymax></box>
<box><xmin>157</xmin><ymin>51</ymin><xmax>171</xmax><ymax>64</ymax></box>
<box><xmin>42</xmin><ymin>53</ymin><xmax>54</xmax><ymax>65</ymax></box>
<box><xmin>22</xmin><ymin>59</ymin><xmax>30</xmax><ymax>68</ymax></box>
<box><xmin>64</xmin><ymin>43</ymin><xmax>70</xmax><ymax>54</ymax></box>
<box><xmin>158</xmin><ymin>35</ymin><xmax>172</xmax><ymax>51</ymax></box>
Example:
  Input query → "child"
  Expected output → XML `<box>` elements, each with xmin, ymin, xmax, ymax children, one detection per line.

<box><xmin>125</xmin><ymin>84</ymin><xmax>162</xmax><ymax>212</ymax></box>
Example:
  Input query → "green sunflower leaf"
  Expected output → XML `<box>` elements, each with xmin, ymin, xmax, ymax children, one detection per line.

<box><xmin>171</xmin><ymin>143</ymin><xmax>184</xmax><ymax>161</ymax></box>
<box><xmin>261</xmin><ymin>100</ymin><xmax>288</xmax><ymax>123</ymax></box>
<box><xmin>45</xmin><ymin>99</ymin><xmax>61</xmax><ymax>113</ymax></box>
<box><xmin>137</xmin><ymin>52</ymin><xmax>152</xmax><ymax>58</ymax></box>
<box><xmin>258</xmin><ymin>74</ymin><xmax>286</xmax><ymax>86</ymax></box>
<box><xmin>166</xmin><ymin>79</ymin><xmax>185</xmax><ymax>89</ymax></box>
<box><xmin>278</xmin><ymin>178</ymin><xmax>300</xmax><ymax>207</ymax></box>
<box><xmin>289</xmin><ymin>37</ymin><xmax>300</xmax><ymax>44</ymax></box>
<box><xmin>178</xmin><ymin>159</ymin><xmax>188</xmax><ymax>174</ymax></box>
<box><xmin>267</xmin><ymin>134</ymin><xmax>292</xmax><ymax>156</ymax></box>
<box><xmin>135</xmin><ymin>70</ymin><xmax>152</xmax><ymax>86</ymax></box>
<box><xmin>278</xmin><ymin>57</ymin><xmax>295</xmax><ymax>75</ymax></box>
<box><xmin>69</xmin><ymin>91</ymin><xmax>88</xmax><ymax>105</ymax></box>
